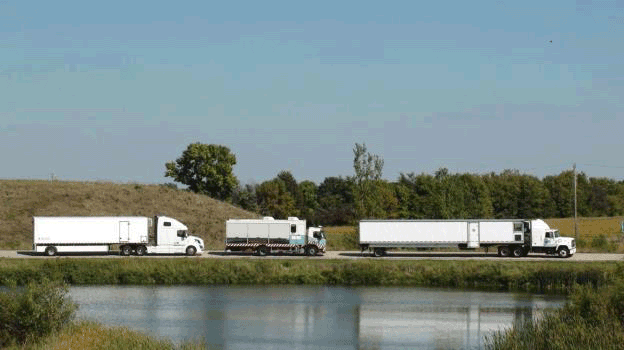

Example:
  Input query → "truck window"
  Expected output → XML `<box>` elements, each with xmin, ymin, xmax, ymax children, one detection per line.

<box><xmin>177</xmin><ymin>230</ymin><xmax>187</xmax><ymax>238</ymax></box>
<box><xmin>291</xmin><ymin>224</ymin><xmax>297</xmax><ymax>233</ymax></box>
<box><xmin>513</xmin><ymin>223</ymin><xmax>523</xmax><ymax>232</ymax></box>
<box><xmin>164</xmin><ymin>222</ymin><xmax>171</xmax><ymax>227</ymax></box>
<box><xmin>313</xmin><ymin>231</ymin><xmax>322</xmax><ymax>240</ymax></box>
<box><xmin>546</xmin><ymin>232</ymin><xmax>553</xmax><ymax>239</ymax></box>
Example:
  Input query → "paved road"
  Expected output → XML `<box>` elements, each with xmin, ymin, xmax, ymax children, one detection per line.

<box><xmin>1</xmin><ymin>250</ymin><xmax>623</xmax><ymax>261</ymax></box>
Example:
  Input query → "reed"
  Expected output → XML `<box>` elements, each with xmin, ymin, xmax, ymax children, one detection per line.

<box><xmin>3</xmin><ymin>321</ymin><xmax>205</xmax><ymax>350</ymax></box>
<box><xmin>0</xmin><ymin>258</ymin><xmax>620</xmax><ymax>294</ymax></box>
<box><xmin>486</xmin><ymin>279</ymin><xmax>624</xmax><ymax>350</ymax></box>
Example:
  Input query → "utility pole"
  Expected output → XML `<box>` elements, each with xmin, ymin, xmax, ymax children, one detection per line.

<box><xmin>573</xmin><ymin>163</ymin><xmax>578</xmax><ymax>240</ymax></box>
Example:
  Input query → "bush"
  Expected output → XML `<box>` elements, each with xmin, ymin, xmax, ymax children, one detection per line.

<box><xmin>486</xmin><ymin>279</ymin><xmax>624</xmax><ymax>350</ymax></box>
<box><xmin>0</xmin><ymin>279</ymin><xmax>76</xmax><ymax>347</ymax></box>
<box><xmin>591</xmin><ymin>234</ymin><xmax>609</xmax><ymax>250</ymax></box>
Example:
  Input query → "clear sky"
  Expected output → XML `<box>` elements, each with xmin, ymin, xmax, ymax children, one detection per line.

<box><xmin>1</xmin><ymin>0</ymin><xmax>623</xmax><ymax>185</ymax></box>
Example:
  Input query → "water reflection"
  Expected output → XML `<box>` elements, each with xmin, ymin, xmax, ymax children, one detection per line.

<box><xmin>70</xmin><ymin>286</ymin><xmax>564</xmax><ymax>350</ymax></box>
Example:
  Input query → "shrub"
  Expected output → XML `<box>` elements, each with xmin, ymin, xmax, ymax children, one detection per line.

<box><xmin>486</xmin><ymin>279</ymin><xmax>624</xmax><ymax>350</ymax></box>
<box><xmin>0</xmin><ymin>278</ymin><xmax>76</xmax><ymax>347</ymax></box>
<box><xmin>591</xmin><ymin>234</ymin><xmax>609</xmax><ymax>250</ymax></box>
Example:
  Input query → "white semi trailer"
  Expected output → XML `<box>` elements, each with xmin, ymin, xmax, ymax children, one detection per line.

<box><xmin>225</xmin><ymin>217</ymin><xmax>326</xmax><ymax>256</ymax></box>
<box><xmin>33</xmin><ymin>216</ymin><xmax>204</xmax><ymax>256</ymax></box>
<box><xmin>359</xmin><ymin>219</ymin><xmax>576</xmax><ymax>258</ymax></box>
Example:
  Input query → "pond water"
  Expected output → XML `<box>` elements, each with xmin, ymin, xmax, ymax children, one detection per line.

<box><xmin>69</xmin><ymin>286</ymin><xmax>565</xmax><ymax>350</ymax></box>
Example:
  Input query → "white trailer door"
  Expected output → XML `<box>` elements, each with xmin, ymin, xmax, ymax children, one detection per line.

<box><xmin>467</xmin><ymin>222</ymin><xmax>479</xmax><ymax>248</ymax></box>
<box><xmin>119</xmin><ymin>221</ymin><xmax>130</xmax><ymax>242</ymax></box>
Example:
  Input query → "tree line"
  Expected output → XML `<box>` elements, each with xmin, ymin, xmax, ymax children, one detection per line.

<box><xmin>165</xmin><ymin>142</ymin><xmax>624</xmax><ymax>225</ymax></box>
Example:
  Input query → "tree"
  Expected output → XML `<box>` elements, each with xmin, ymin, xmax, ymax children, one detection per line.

<box><xmin>165</xmin><ymin>143</ymin><xmax>238</xmax><ymax>200</ymax></box>
<box><xmin>256</xmin><ymin>179</ymin><xmax>297</xmax><ymax>218</ymax></box>
<box><xmin>315</xmin><ymin>176</ymin><xmax>356</xmax><ymax>225</ymax></box>
<box><xmin>232</xmin><ymin>183</ymin><xmax>259</xmax><ymax>212</ymax></box>
<box><xmin>297</xmin><ymin>180</ymin><xmax>318</xmax><ymax>222</ymax></box>
<box><xmin>353</xmin><ymin>143</ymin><xmax>384</xmax><ymax>219</ymax></box>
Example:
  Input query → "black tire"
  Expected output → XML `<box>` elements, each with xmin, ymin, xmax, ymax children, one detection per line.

<box><xmin>135</xmin><ymin>245</ymin><xmax>147</xmax><ymax>256</ymax></box>
<box><xmin>498</xmin><ymin>246</ymin><xmax>511</xmax><ymax>257</ymax></box>
<box><xmin>305</xmin><ymin>246</ymin><xmax>318</xmax><ymax>256</ymax></box>
<box><xmin>186</xmin><ymin>246</ymin><xmax>197</xmax><ymax>256</ymax></box>
<box><xmin>121</xmin><ymin>245</ymin><xmax>132</xmax><ymax>256</ymax></box>
<box><xmin>512</xmin><ymin>246</ymin><xmax>524</xmax><ymax>258</ymax></box>
<box><xmin>256</xmin><ymin>246</ymin><xmax>268</xmax><ymax>256</ymax></box>
<box><xmin>557</xmin><ymin>247</ymin><xmax>570</xmax><ymax>258</ymax></box>
<box><xmin>45</xmin><ymin>246</ymin><xmax>57</xmax><ymax>256</ymax></box>
<box><xmin>373</xmin><ymin>248</ymin><xmax>386</xmax><ymax>257</ymax></box>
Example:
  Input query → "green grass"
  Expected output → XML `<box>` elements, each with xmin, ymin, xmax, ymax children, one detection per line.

<box><xmin>487</xmin><ymin>279</ymin><xmax>624</xmax><ymax>350</ymax></box>
<box><xmin>5</xmin><ymin>321</ymin><xmax>205</xmax><ymax>350</ymax></box>
<box><xmin>0</xmin><ymin>258</ymin><xmax>620</xmax><ymax>294</ymax></box>
<box><xmin>324</xmin><ymin>226</ymin><xmax>359</xmax><ymax>250</ymax></box>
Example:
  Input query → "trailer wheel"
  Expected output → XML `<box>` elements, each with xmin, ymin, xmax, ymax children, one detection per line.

<box><xmin>498</xmin><ymin>246</ymin><xmax>511</xmax><ymax>257</ymax></box>
<box><xmin>256</xmin><ymin>246</ymin><xmax>268</xmax><ymax>256</ymax></box>
<box><xmin>135</xmin><ymin>245</ymin><xmax>147</xmax><ymax>256</ymax></box>
<box><xmin>512</xmin><ymin>246</ymin><xmax>524</xmax><ymax>258</ymax></box>
<box><xmin>121</xmin><ymin>245</ymin><xmax>132</xmax><ymax>256</ymax></box>
<box><xmin>44</xmin><ymin>246</ymin><xmax>57</xmax><ymax>256</ymax></box>
<box><xmin>557</xmin><ymin>247</ymin><xmax>570</xmax><ymax>258</ymax></box>
<box><xmin>305</xmin><ymin>246</ymin><xmax>318</xmax><ymax>256</ymax></box>
<box><xmin>186</xmin><ymin>246</ymin><xmax>197</xmax><ymax>256</ymax></box>
<box><xmin>373</xmin><ymin>248</ymin><xmax>386</xmax><ymax>257</ymax></box>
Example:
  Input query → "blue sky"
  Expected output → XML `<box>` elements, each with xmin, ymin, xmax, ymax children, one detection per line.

<box><xmin>1</xmin><ymin>0</ymin><xmax>624</xmax><ymax>185</ymax></box>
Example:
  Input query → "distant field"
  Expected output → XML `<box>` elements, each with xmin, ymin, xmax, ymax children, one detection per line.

<box><xmin>0</xmin><ymin>180</ymin><xmax>258</xmax><ymax>250</ymax></box>
<box><xmin>325</xmin><ymin>218</ymin><xmax>624</xmax><ymax>252</ymax></box>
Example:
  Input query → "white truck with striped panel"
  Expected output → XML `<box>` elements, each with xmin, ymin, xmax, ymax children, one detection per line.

<box><xmin>225</xmin><ymin>217</ymin><xmax>326</xmax><ymax>256</ymax></box>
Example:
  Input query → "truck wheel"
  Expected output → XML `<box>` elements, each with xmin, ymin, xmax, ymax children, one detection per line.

<box><xmin>305</xmin><ymin>246</ymin><xmax>318</xmax><ymax>256</ymax></box>
<box><xmin>498</xmin><ymin>246</ymin><xmax>511</xmax><ymax>257</ymax></box>
<box><xmin>373</xmin><ymin>248</ymin><xmax>386</xmax><ymax>257</ymax></box>
<box><xmin>256</xmin><ymin>246</ymin><xmax>268</xmax><ymax>256</ymax></box>
<box><xmin>186</xmin><ymin>246</ymin><xmax>197</xmax><ymax>256</ymax></box>
<box><xmin>121</xmin><ymin>245</ymin><xmax>132</xmax><ymax>256</ymax></box>
<box><xmin>557</xmin><ymin>247</ymin><xmax>570</xmax><ymax>258</ymax></box>
<box><xmin>45</xmin><ymin>246</ymin><xmax>57</xmax><ymax>256</ymax></box>
<box><xmin>512</xmin><ymin>246</ymin><xmax>524</xmax><ymax>258</ymax></box>
<box><xmin>135</xmin><ymin>245</ymin><xmax>147</xmax><ymax>256</ymax></box>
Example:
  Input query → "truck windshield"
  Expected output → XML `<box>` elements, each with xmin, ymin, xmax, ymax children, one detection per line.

<box><xmin>313</xmin><ymin>231</ymin><xmax>326</xmax><ymax>240</ymax></box>
<box><xmin>553</xmin><ymin>230</ymin><xmax>560</xmax><ymax>238</ymax></box>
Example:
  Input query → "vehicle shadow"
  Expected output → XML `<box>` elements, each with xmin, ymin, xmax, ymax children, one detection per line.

<box><xmin>338</xmin><ymin>252</ymin><xmax>561</xmax><ymax>259</ymax></box>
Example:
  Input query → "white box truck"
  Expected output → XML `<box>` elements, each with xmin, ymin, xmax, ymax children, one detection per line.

<box><xmin>359</xmin><ymin>219</ymin><xmax>576</xmax><ymax>258</ymax></box>
<box><xmin>33</xmin><ymin>216</ymin><xmax>204</xmax><ymax>256</ymax></box>
<box><xmin>225</xmin><ymin>217</ymin><xmax>326</xmax><ymax>256</ymax></box>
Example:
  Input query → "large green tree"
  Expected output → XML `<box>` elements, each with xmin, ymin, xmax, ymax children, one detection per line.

<box><xmin>165</xmin><ymin>143</ymin><xmax>238</xmax><ymax>200</ymax></box>
<box><xmin>255</xmin><ymin>178</ymin><xmax>297</xmax><ymax>218</ymax></box>
<box><xmin>353</xmin><ymin>143</ymin><xmax>384</xmax><ymax>219</ymax></box>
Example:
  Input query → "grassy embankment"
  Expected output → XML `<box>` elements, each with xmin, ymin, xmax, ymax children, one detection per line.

<box><xmin>0</xmin><ymin>258</ymin><xmax>620</xmax><ymax>294</ymax></box>
<box><xmin>0</xmin><ymin>179</ymin><xmax>258</xmax><ymax>250</ymax></box>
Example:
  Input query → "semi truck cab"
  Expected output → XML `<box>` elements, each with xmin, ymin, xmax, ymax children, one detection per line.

<box><xmin>307</xmin><ymin>227</ymin><xmax>327</xmax><ymax>253</ymax></box>
<box><xmin>146</xmin><ymin>216</ymin><xmax>204</xmax><ymax>255</ymax></box>
<box><xmin>528</xmin><ymin>220</ymin><xmax>576</xmax><ymax>258</ymax></box>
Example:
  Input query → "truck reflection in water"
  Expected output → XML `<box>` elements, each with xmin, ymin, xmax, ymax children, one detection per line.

<box><xmin>70</xmin><ymin>286</ymin><xmax>564</xmax><ymax>350</ymax></box>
